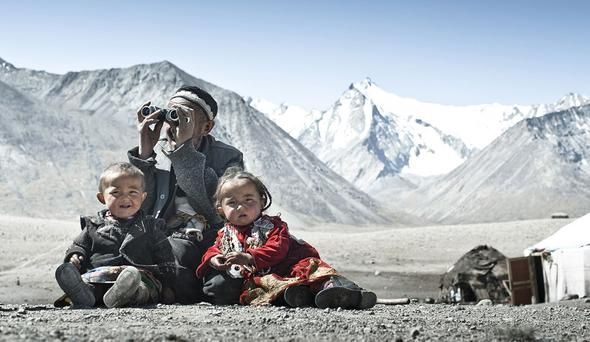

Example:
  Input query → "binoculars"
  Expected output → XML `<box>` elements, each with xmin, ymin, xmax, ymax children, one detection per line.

<box><xmin>140</xmin><ymin>105</ymin><xmax>179</xmax><ymax>124</ymax></box>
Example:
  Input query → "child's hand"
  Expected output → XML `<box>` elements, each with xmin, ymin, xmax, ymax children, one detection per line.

<box><xmin>69</xmin><ymin>254</ymin><xmax>84</xmax><ymax>270</ymax></box>
<box><xmin>224</xmin><ymin>252</ymin><xmax>254</xmax><ymax>266</ymax></box>
<box><xmin>209</xmin><ymin>254</ymin><xmax>230</xmax><ymax>271</ymax></box>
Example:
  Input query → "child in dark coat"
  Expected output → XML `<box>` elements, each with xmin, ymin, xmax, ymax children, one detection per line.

<box><xmin>197</xmin><ymin>167</ymin><xmax>377</xmax><ymax>309</ymax></box>
<box><xmin>55</xmin><ymin>162</ymin><xmax>175</xmax><ymax>308</ymax></box>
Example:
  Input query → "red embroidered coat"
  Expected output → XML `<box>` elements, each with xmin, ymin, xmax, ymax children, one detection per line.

<box><xmin>196</xmin><ymin>215</ymin><xmax>320</xmax><ymax>278</ymax></box>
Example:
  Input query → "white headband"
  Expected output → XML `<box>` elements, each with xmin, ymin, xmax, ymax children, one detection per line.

<box><xmin>170</xmin><ymin>90</ymin><xmax>215</xmax><ymax>120</ymax></box>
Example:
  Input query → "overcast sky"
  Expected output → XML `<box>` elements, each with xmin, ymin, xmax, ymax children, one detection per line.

<box><xmin>1</xmin><ymin>0</ymin><xmax>589</xmax><ymax>109</ymax></box>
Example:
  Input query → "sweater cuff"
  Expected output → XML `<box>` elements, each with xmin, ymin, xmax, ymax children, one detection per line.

<box><xmin>63</xmin><ymin>248</ymin><xmax>87</xmax><ymax>263</ymax></box>
<box><xmin>165</xmin><ymin>142</ymin><xmax>203</xmax><ymax>163</ymax></box>
<box><xmin>128</xmin><ymin>147</ymin><xmax>157</xmax><ymax>168</ymax></box>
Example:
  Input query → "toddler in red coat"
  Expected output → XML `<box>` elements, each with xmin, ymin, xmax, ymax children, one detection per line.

<box><xmin>197</xmin><ymin>167</ymin><xmax>376</xmax><ymax>309</ymax></box>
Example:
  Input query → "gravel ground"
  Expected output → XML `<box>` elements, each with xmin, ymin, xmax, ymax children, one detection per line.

<box><xmin>2</xmin><ymin>216</ymin><xmax>587</xmax><ymax>341</ymax></box>
<box><xmin>1</xmin><ymin>300</ymin><xmax>589</xmax><ymax>341</ymax></box>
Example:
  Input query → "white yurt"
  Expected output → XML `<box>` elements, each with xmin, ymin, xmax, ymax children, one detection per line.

<box><xmin>524</xmin><ymin>213</ymin><xmax>590</xmax><ymax>302</ymax></box>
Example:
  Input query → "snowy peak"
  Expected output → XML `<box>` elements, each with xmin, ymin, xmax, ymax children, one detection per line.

<box><xmin>253</xmin><ymin>80</ymin><xmax>473</xmax><ymax>189</ymax></box>
<box><xmin>556</xmin><ymin>92</ymin><xmax>588</xmax><ymax>109</ymax></box>
<box><xmin>245</xmin><ymin>97</ymin><xmax>322</xmax><ymax>141</ymax></box>
<box><xmin>349</xmin><ymin>77</ymin><xmax>374</xmax><ymax>91</ymax></box>
<box><xmin>0</xmin><ymin>57</ymin><xmax>15</xmax><ymax>71</ymax></box>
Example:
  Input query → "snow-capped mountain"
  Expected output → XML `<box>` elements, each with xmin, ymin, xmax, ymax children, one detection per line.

<box><xmin>0</xmin><ymin>59</ymin><xmax>393</xmax><ymax>226</ymax></box>
<box><xmin>400</xmin><ymin>104</ymin><xmax>590</xmax><ymax>224</ymax></box>
<box><xmin>250</xmin><ymin>78</ymin><xmax>589</xmax><ymax>191</ymax></box>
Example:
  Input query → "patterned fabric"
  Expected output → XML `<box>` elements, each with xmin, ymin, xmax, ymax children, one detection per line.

<box><xmin>241</xmin><ymin>257</ymin><xmax>337</xmax><ymax>305</ymax></box>
<box><xmin>219</xmin><ymin>225</ymin><xmax>244</xmax><ymax>254</ymax></box>
<box><xmin>246</xmin><ymin>217</ymin><xmax>275</xmax><ymax>249</ymax></box>
<box><xmin>81</xmin><ymin>265</ymin><xmax>161</xmax><ymax>302</ymax></box>
<box><xmin>168</xmin><ymin>198</ymin><xmax>208</xmax><ymax>242</ymax></box>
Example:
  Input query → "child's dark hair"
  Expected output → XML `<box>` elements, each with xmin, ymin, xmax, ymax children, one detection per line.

<box><xmin>215</xmin><ymin>167</ymin><xmax>272</xmax><ymax>211</ymax></box>
<box><xmin>98</xmin><ymin>162</ymin><xmax>145</xmax><ymax>193</ymax></box>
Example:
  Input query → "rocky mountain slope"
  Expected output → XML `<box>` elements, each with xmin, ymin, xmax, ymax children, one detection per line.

<box><xmin>0</xmin><ymin>58</ymin><xmax>391</xmax><ymax>225</ymax></box>
<box><xmin>398</xmin><ymin>105</ymin><xmax>590</xmax><ymax>223</ymax></box>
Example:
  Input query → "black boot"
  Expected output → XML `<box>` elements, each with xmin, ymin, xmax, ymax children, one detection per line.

<box><xmin>284</xmin><ymin>285</ymin><xmax>315</xmax><ymax>307</ymax></box>
<box><xmin>55</xmin><ymin>263</ymin><xmax>95</xmax><ymax>308</ymax></box>
<box><xmin>314</xmin><ymin>276</ymin><xmax>377</xmax><ymax>309</ymax></box>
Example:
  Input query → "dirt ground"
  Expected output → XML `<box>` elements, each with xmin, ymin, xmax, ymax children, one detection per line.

<box><xmin>1</xmin><ymin>215</ymin><xmax>589</xmax><ymax>341</ymax></box>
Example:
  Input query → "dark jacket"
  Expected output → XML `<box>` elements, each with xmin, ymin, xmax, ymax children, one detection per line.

<box><xmin>64</xmin><ymin>209</ymin><xmax>176</xmax><ymax>286</ymax></box>
<box><xmin>128</xmin><ymin>135</ymin><xmax>243</xmax><ymax>230</ymax></box>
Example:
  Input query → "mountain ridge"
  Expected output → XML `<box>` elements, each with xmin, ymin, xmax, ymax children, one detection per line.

<box><xmin>0</xmin><ymin>57</ymin><xmax>393</xmax><ymax>226</ymax></box>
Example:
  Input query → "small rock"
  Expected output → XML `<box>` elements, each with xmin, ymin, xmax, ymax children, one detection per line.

<box><xmin>374</xmin><ymin>270</ymin><xmax>381</xmax><ymax>276</ymax></box>
<box><xmin>166</xmin><ymin>333</ymin><xmax>179</xmax><ymax>340</ymax></box>
<box><xmin>560</xmin><ymin>294</ymin><xmax>579</xmax><ymax>301</ymax></box>
<box><xmin>324</xmin><ymin>308</ymin><xmax>330</xmax><ymax>313</ymax></box>
<box><xmin>423</xmin><ymin>297</ymin><xmax>435</xmax><ymax>304</ymax></box>
<box><xmin>476</xmin><ymin>299</ymin><xmax>492</xmax><ymax>306</ymax></box>
<box><xmin>49</xmin><ymin>330</ymin><xmax>63</xmax><ymax>338</ymax></box>
<box><xmin>584</xmin><ymin>298</ymin><xmax>590</xmax><ymax>303</ymax></box>
<box><xmin>410</xmin><ymin>327</ymin><xmax>420</xmax><ymax>338</ymax></box>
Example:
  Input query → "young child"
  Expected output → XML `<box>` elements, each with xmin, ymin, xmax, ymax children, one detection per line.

<box><xmin>54</xmin><ymin>162</ymin><xmax>176</xmax><ymax>308</ymax></box>
<box><xmin>196</xmin><ymin>167</ymin><xmax>377</xmax><ymax>309</ymax></box>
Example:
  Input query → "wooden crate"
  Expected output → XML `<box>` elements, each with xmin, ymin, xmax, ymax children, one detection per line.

<box><xmin>506</xmin><ymin>256</ymin><xmax>544</xmax><ymax>305</ymax></box>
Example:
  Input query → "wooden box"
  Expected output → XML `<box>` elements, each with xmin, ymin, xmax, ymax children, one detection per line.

<box><xmin>506</xmin><ymin>256</ymin><xmax>544</xmax><ymax>305</ymax></box>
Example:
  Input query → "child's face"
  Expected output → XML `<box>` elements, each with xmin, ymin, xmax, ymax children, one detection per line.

<box><xmin>97</xmin><ymin>175</ymin><xmax>147</xmax><ymax>219</ymax></box>
<box><xmin>217</xmin><ymin>178</ymin><xmax>263</xmax><ymax>227</ymax></box>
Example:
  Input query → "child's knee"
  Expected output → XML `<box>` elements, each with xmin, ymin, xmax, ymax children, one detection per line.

<box><xmin>202</xmin><ymin>271</ymin><xmax>243</xmax><ymax>305</ymax></box>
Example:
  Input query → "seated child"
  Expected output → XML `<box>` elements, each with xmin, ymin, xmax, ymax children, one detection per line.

<box><xmin>196</xmin><ymin>167</ymin><xmax>377</xmax><ymax>309</ymax></box>
<box><xmin>55</xmin><ymin>162</ymin><xmax>175</xmax><ymax>308</ymax></box>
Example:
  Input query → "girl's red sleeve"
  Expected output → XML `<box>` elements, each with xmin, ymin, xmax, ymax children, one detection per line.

<box><xmin>196</xmin><ymin>229</ymin><xmax>224</xmax><ymax>278</ymax></box>
<box><xmin>246</xmin><ymin>218</ymin><xmax>290</xmax><ymax>270</ymax></box>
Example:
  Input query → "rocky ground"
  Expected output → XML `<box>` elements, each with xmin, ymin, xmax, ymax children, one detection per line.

<box><xmin>1</xmin><ymin>299</ymin><xmax>589</xmax><ymax>341</ymax></box>
<box><xmin>1</xmin><ymin>215</ymin><xmax>589</xmax><ymax>341</ymax></box>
